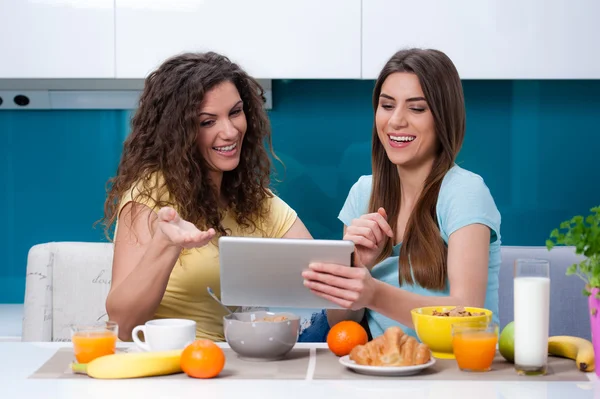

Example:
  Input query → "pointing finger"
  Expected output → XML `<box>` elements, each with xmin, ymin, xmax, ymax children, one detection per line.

<box><xmin>363</xmin><ymin>212</ymin><xmax>393</xmax><ymax>238</ymax></box>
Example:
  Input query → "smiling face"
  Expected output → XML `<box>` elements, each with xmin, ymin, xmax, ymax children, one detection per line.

<box><xmin>196</xmin><ymin>81</ymin><xmax>247</xmax><ymax>184</ymax></box>
<box><xmin>375</xmin><ymin>72</ymin><xmax>438</xmax><ymax>169</ymax></box>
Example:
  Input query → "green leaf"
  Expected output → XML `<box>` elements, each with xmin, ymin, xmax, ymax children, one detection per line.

<box><xmin>572</xmin><ymin>225</ymin><xmax>584</xmax><ymax>238</ymax></box>
<box><xmin>592</xmin><ymin>262</ymin><xmax>600</xmax><ymax>279</ymax></box>
<box><xmin>546</xmin><ymin>207</ymin><xmax>600</xmax><ymax>277</ymax></box>
<box><xmin>590</xmin><ymin>275</ymin><xmax>600</xmax><ymax>288</ymax></box>
<box><xmin>587</xmin><ymin>215</ymin><xmax>596</xmax><ymax>225</ymax></box>
<box><xmin>585</xmin><ymin>245</ymin><xmax>598</xmax><ymax>258</ymax></box>
<box><xmin>583</xmin><ymin>288</ymin><xmax>592</xmax><ymax>297</ymax></box>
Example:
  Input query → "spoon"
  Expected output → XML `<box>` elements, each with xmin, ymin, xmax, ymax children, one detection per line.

<box><xmin>207</xmin><ymin>287</ymin><xmax>237</xmax><ymax>317</ymax></box>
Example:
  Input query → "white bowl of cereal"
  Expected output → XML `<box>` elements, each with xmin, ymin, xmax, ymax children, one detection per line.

<box><xmin>223</xmin><ymin>311</ymin><xmax>300</xmax><ymax>361</ymax></box>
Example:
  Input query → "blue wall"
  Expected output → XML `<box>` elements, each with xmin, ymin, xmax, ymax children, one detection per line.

<box><xmin>1</xmin><ymin>79</ymin><xmax>599</xmax><ymax>303</ymax></box>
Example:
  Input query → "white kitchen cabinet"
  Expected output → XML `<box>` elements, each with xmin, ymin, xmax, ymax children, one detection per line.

<box><xmin>362</xmin><ymin>0</ymin><xmax>600</xmax><ymax>79</ymax></box>
<box><xmin>115</xmin><ymin>0</ymin><xmax>361</xmax><ymax>79</ymax></box>
<box><xmin>0</xmin><ymin>0</ymin><xmax>115</xmax><ymax>79</ymax></box>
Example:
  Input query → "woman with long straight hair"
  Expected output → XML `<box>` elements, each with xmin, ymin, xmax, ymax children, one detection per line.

<box><xmin>303</xmin><ymin>48</ymin><xmax>501</xmax><ymax>339</ymax></box>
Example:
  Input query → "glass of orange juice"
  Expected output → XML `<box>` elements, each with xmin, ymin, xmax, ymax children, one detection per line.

<box><xmin>71</xmin><ymin>321</ymin><xmax>118</xmax><ymax>364</ymax></box>
<box><xmin>452</xmin><ymin>322</ymin><xmax>499</xmax><ymax>372</ymax></box>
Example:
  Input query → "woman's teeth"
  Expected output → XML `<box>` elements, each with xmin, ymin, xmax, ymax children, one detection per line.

<box><xmin>213</xmin><ymin>143</ymin><xmax>237</xmax><ymax>152</ymax></box>
<box><xmin>389</xmin><ymin>136</ymin><xmax>415</xmax><ymax>142</ymax></box>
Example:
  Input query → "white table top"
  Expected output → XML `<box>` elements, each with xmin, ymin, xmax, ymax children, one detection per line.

<box><xmin>2</xmin><ymin>341</ymin><xmax>598</xmax><ymax>398</ymax></box>
<box><xmin>0</xmin><ymin>304</ymin><xmax>23</xmax><ymax>339</ymax></box>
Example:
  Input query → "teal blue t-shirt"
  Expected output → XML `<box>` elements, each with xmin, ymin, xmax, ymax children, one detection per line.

<box><xmin>337</xmin><ymin>165</ymin><xmax>502</xmax><ymax>339</ymax></box>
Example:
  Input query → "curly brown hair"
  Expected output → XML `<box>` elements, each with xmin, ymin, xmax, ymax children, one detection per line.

<box><xmin>101</xmin><ymin>52</ymin><xmax>278</xmax><ymax>239</ymax></box>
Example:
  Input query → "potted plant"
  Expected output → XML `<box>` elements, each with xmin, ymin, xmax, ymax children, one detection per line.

<box><xmin>546</xmin><ymin>206</ymin><xmax>600</xmax><ymax>374</ymax></box>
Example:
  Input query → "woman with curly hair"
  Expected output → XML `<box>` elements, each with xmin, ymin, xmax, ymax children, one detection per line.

<box><xmin>102</xmin><ymin>52</ymin><xmax>311</xmax><ymax>341</ymax></box>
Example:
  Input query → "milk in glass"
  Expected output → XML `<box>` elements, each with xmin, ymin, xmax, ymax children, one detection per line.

<box><xmin>514</xmin><ymin>259</ymin><xmax>550</xmax><ymax>376</ymax></box>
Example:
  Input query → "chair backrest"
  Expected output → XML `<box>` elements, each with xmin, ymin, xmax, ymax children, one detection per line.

<box><xmin>22</xmin><ymin>242</ymin><xmax>114</xmax><ymax>342</ymax></box>
<box><xmin>22</xmin><ymin>243</ymin><xmax>590</xmax><ymax>341</ymax></box>
<box><xmin>498</xmin><ymin>245</ymin><xmax>590</xmax><ymax>339</ymax></box>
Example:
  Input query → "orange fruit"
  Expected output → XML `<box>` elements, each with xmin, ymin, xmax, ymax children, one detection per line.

<box><xmin>180</xmin><ymin>339</ymin><xmax>225</xmax><ymax>379</ymax></box>
<box><xmin>327</xmin><ymin>320</ymin><xmax>368</xmax><ymax>356</ymax></box>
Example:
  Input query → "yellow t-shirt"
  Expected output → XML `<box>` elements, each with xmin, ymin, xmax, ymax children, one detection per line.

<box><xmin>115</xmin><ymin>173</ymin><xmax>297</xmax><ymax>341</ymax></box>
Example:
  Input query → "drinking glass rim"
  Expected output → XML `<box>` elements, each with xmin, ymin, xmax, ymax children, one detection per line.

<box><xmin>451</xmin><ymin>321</ymin><xmax>498</xmax><ymax>334</ymax></box>
<box><xmin>514</xmin><ymin>257</ymin><xmax>550</xmax><ymax>278</ymax></box>
<box><xmin>70</xmin><ymin>321</ymin><xmax>118</xmax><ymax>332</ymax></box>
<box><xmin>514</xmin><ymin>258</ymin><xmax>550</xmax><ymax>265</ymax></box>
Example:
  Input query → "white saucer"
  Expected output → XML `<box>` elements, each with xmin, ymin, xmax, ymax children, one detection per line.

<box><xmin>339</xmin><ymin>355</ymin><xmax>436</xmax><ymax>376</ymax></box>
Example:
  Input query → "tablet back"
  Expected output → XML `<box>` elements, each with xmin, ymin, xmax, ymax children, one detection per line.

<box><xmin>218</xmin><ymin>236</ymin><xmax>354</xmax><ymax>309</ymax></box>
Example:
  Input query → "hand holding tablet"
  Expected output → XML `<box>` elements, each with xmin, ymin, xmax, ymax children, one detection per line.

<box><xmin>219</xmin><ymin>237</ymin><xmax>354</xmax><ymax>309</ymax></box>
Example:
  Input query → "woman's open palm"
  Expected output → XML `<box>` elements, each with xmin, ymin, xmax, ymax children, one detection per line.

<box><xmin>157</xmin><ymin>207</ymin><xmax>216</xmax><ymax>249</ymax></box>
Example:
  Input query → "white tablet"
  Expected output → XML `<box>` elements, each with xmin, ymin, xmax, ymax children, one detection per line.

<box><xmin>218</xmin><ymin>236</ymin><xmax>355</xmax><ymax>309</ymax></box>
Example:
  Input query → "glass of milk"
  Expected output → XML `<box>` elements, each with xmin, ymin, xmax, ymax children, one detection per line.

<box><xmin>514</xmin><ymin>258</ymin><xmax>550</xmax><ymax>376</ymax></box>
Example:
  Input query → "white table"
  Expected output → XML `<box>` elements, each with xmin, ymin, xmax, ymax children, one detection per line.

<box><xmin>0</xmin><ymin>304</ymin><xmax>23</xmax><ymax>341</ymax></box>
<box><xmin>1</xmin><ymin>342</ymin><xmax>598</xmax><ymax>398</ymax></box>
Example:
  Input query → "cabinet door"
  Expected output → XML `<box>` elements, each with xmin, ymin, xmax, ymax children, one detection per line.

<box><xmin>115</xmin><ymin>0</ymin><xmax>361</xmax><ymax>79</ymax></box>
<box><xmin>0</xmin><ymin>0</ymin><xmax>115</xmax><ymax>78</ymax></box>
<box><xmin>362</xmin><ymin>0</ymin><xmax>600</xmax><ymax>79</ymax></box>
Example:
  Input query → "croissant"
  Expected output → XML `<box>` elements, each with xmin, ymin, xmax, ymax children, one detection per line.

<box><xmin>349</xmin><ymin>326</ymin><xmax>431</xmax><ymax>367</ymax></box>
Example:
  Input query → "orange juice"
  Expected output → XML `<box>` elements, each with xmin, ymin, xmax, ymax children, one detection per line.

<box><xmin>452</xmin><ymin>331</ymin><xmax>498</xmax><ymax>372</ymax></box>
<box><xmin>72</xmin><ymin>331</ymin><xmax>117</xmax><ymax>364</ymax></box>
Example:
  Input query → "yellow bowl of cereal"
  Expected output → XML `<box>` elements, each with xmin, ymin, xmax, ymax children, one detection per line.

<box><xmin>410</xmin><ymin>306</ymin><xmax>493</xmax><ymax>359</ymax></box>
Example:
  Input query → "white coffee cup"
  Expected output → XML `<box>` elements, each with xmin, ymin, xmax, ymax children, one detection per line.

<box><xmin>132</xmin><ymin>319</ymin><xmax>196</xmax><ymax>352</ymax></box>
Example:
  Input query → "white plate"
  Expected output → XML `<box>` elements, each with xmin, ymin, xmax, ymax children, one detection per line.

<box><xmin>339</xmin><ymin>355</ymin><xmax>436</xmax><ymax>376</ymax></box>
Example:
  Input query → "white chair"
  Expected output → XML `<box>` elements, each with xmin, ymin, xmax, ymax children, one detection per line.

<box><xmin>498</xmin><ymin>245</ymin><xmax>590</xmax><ymax>339</ymax></box>
<box><xmin>21</xmin><ymin>242</ymin><xmax>113</xmax><ymax>342</ymax></box>
<box><xmin>20</xmin><ymin>241</ymin><xmax>262</xmax><ymax>342</ymax></box>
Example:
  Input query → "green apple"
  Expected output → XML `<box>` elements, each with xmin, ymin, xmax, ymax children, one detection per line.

<box><xmin>499</xmin><ymin>321</ymin><xmax>515</xmax><ymax>363</ymax></box>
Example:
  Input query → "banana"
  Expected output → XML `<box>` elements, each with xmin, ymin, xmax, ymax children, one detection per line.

<box><xmin>548</xmin><ymin>336</ymin><xmax>595</xmax><ymax>372</ymax></box>
<box><xmin>71</xmin><ymin>349</ymin><xmax>183</xmax><ymax>379</ymax></box>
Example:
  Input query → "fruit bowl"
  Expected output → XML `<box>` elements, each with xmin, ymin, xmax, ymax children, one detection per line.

<box><xmin>411</xmin><ymin>306</ymin><xmax>493</xmax><ymax>359</ymax></box>
<box><xmin>223</xmin><ymin>311</ymin><xmax>300</xmax><ymax>361</ymax></box>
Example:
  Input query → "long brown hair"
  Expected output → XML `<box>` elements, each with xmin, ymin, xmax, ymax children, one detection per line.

<box><xmin>369</xmin><ymin>48</ymin><xmax>465</xmax><ymax>290</ymax></box>
<box><xmin>101</xmin><ymin>52</ymin><xmax>277</xmax><ymax>239</ymax></box>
